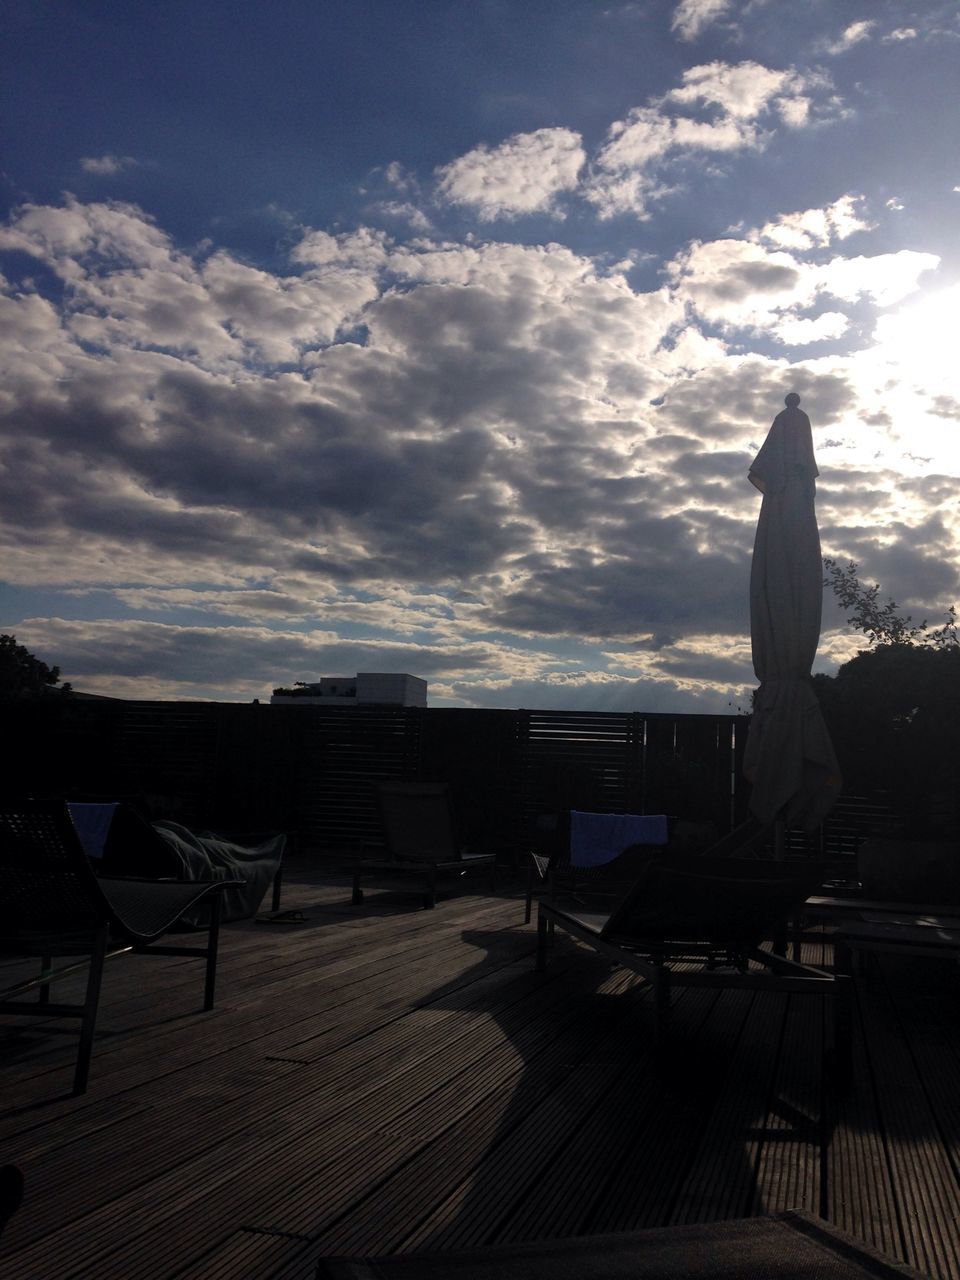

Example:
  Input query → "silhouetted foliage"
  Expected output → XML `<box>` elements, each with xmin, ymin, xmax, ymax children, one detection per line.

<box><xmin>817</xmin><ymin>561</ymin><xmax>959</xmax><ymax>833</ymax></box>
<box><xmin>824</xmin><ymin>558</ymin><xmax>958</xmax><ymax>648</ymax></box>
<box><xmin>0</xmin><ymin>634</ymin><xmax>72</xmax><ymax>701</ymax></box>
<box><xmin>814</xmin><ymin>644</ymin><xmax>960</xmax><ymax>836</ymax></box>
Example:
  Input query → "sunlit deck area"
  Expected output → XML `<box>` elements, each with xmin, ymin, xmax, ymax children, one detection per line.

<box><xmin>3</xmin><ymin>859</ymin><xmax>960</xmax><ymax>1280</ymax></box>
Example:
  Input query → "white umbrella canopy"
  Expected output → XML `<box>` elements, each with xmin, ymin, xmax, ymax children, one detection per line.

<box><xmin>743</xmin><ymin>393</ymin><xmax>842</xmax><ymax>832</ymax></box>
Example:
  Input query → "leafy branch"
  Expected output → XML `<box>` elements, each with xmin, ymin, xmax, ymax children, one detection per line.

<box><xmin>823</xmin><ymin>559</ymin><xmax>958</xmax><ymax>648</ymax></box>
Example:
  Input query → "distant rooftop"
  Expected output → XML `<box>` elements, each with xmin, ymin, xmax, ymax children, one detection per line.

<box><xmin>270</xmin><ymin>672</ymin><xmax>427</xmax><ymax>707</ymax></box>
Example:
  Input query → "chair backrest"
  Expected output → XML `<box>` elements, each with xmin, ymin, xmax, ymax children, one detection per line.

<box><xmin>602</xmin><ymin>853</ymin><xmax>826</xmax><ymax>949</ymax></box>
<box><xmin>0</xmin><ymin>799</ymin><xmax>109</xmax><ymax>939</ymax></box>
<box><xmin>376</xmin><ymin>782</ymin><xmax>460</xmax><ymax>863</ymax></box>
<box><xmin>64</xmin><ymin>795</ymin><xmax>183</xmax><ymax>877</ymax></box>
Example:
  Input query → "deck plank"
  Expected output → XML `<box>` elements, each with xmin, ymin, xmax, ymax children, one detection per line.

<box><xmin>856</xmin><ymin>959</ymin><xmax>960</xmax><ymax>1280</ymax></box>
<box><xmin>752</xmin><ymin>987</ymin><xmax>824</xmax><ymax>1217</ymax></box>
<box><xmin>2</xmin><ymin>865</ymin><xmax>960</xmax><ymax>1280</ymax></box>
<box><xmin>667</xmin><ymin>988</ymin><xmax>774</xmax><ymax>1225</ymax></box>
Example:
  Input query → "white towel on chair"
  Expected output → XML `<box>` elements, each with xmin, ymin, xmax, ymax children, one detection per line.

<box><xmin>569</xmin><ymin>811</ymin><xmax>669</xmax><ymax>867</ymax></box>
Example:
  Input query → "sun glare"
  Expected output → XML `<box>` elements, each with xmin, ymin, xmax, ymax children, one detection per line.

<box><xmin>825</xmin><ymin>284</ymin><xmax>960</xmax><ymax>481</ymax></box>
<box><xmin>873</xmin><ymin>285</ymin><xmax>959</xmax><ymax>377</ymax></box>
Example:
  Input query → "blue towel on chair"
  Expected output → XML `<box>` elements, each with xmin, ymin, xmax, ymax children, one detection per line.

<box><xmin>67</xmin><ymin>802</ymin><xmax>118</xmax><ymax>860</ymax></box>
<box><xmin>570</xmin><ymin>811</ymin><xmax>669</xmax><ymax>867</ymax></box>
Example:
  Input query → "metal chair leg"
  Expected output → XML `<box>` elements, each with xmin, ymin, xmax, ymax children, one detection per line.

<box><xmin>536</xmin><ymin>908</ymin><xmax>549</xmax><ymax>972</ymax></box>
<box><xmin>74</xmin><ymin>927</ymin><xmax>109</xmax><ymax>1096</ymax></box>
<box><xmin>424</xmin><ymin>867</ymin><xmax>438</xmax><ymax>908</ymax></box>
<box><xmin>203</xmin><ymin>892</ymin><xmax>223</xmax><ymax>1011</ymax></box>
<box><xmin>831</xmin><ymin>971</ymin><xmax>853</xmax><ymax>1088</ymax></box>
<box><xmin>653</xmin><ymin>967</ymin><xmax>671</xmax><ymax>1046</ymax></box>
<box><xmin>38</xmin><ymin>954</ymin><xmax>52</xmax><ymax>1006</ymax></box>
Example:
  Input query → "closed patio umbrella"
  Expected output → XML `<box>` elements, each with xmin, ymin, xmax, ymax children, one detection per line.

<box><xmin>743</xmin><ymin>394</ymin><xmax>841</xmax><ymax>837</ymax></box>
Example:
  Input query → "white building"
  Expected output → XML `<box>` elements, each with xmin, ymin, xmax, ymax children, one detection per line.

<box><xmin>270</xmin><ymin>672</ymin><xmax>427</xmax><ymax>707</ymax></box>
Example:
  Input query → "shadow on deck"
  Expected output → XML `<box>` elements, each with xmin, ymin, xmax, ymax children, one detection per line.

<box><xmin>1</xmin><ymin>858</ymin><xmax>959</xmax><ymax>1279</ymax></box>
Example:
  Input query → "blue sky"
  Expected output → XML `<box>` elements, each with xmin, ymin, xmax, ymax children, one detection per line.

<box><xmin>2</xmin><ymin>0</ymin><xmax>958</xmax><ymax>708</ymax></box>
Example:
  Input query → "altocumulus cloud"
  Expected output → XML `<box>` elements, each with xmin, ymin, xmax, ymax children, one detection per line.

<box><xmin>1</xmin><ymin>48</ymin><xmax>958</xmax><ymax>708</ymax></box>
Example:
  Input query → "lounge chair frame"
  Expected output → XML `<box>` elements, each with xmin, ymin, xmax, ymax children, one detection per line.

<box><xmin>535</xmin><ymin>853</ymin><xmax>852</xmax><ymax>1079</ymax></box>
<box><xmin>524</xmin><ymin>810</ymin><xmax>675</xmax><ymax>925</ymax></box>
<box><xmin>352</xmin><ymin>781</ymin><xmax>498</xmax><ymax>909</ymax></box>
<box><xmin>0</xmin><ymin>799</ymin><xmax>243</xmax><ymax>1095</ymax></box>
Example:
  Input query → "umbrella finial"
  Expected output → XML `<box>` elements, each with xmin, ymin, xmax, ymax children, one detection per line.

<box><xmin>785</xmin><ymin>392</ymin><xmax>801</xmax><ymax>408</ymax></box>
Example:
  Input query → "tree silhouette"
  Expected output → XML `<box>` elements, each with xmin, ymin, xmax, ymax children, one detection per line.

<box><xmin>0</xmin><ymin>634</ymin><xmax>71</xmax><ymax>701</ymax></box>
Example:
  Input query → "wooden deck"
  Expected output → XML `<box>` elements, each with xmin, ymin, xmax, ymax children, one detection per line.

<box><xmin>2</xmin><ymin>860</ymin><xmax>959</xmax><ymax>1279</ymax></box>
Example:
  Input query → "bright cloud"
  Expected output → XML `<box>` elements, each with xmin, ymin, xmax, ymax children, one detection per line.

<box><xmin>818</xmin><ymin>250</ymin><xmax>939</xmax><ymax>307</ymax></box>
<box><xmin>671</xmin><ymin>0</ymin><xmax>734</xmax><ymax>42</ymax></box>
<box><xmin>664</xmin><ymin>61</ymin><xmax>799</xmax><ymax>120</ymax></box>
<box><xmin>772</xmin><ymin>311</ymin><xmax>849</xmax><ymax>345</ymax></box>
<box><xmin>434</xmin><ymin>127</ymin><xmax>586</xmax><ymax>221</ymax></box>
<box><xmin>2</xmin><ymin>183</ymin><xmax>956</xmax><ymax>707</ymax></box>
<box><xmin>587</xmin><ymin>61</ymin><xmax>833</xmax><ymax>218</ymax></box>
<box><xmin>823</xmin><ymin>21</ymin><xmax>875</xmax><ymax>55</ymax></box>
<box><xmin>3</xmin><ymin>6</ymin><xmax>959</xmax><ymax>709</ymax></box>
<box><xmin>667</xmin><ymin>233</ymin><xmax>937</xmax><ymax>332</ymax></box>
<box><xmin>754</xmin><ymin>195</ymin><xmax>873</xmax><ymax>250</ymax></box>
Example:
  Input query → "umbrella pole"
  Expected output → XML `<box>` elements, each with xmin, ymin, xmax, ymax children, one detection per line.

<box><xmin>772</xmin><ymin>812</ymin><xmax>788</xmax><ymax>956</ymax></box>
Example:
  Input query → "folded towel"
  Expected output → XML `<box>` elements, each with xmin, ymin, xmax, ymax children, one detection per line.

<box><xmin>570</xmin><ymin>811</ymin><xmax>669</xmax><ymax>867</ymax></box>
<box><xmin>67</xmin><ymin>802</ymin><xmax>118</xmax><ymax>860</ymax></box>
<box><xmin>152</xmin><ymin>821</ymin><xmax>285</xmax><ymax>923</ymax></box>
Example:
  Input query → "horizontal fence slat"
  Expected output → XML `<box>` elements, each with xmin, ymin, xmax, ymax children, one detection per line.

<box><xmin>3</xmin><ymin>701</ymin><xmax>890</xmax><ymax>861</ymax></box>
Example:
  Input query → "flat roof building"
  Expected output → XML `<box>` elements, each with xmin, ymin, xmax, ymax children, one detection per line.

<box><xmin>270</xmin><ymin>672</ymin><xmax>427</xmax><ymax>707</ymax></box>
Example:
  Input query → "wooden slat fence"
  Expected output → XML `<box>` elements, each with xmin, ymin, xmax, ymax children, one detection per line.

<box><xmin>516</xmin><ymin>709</ymin><xmax>742</xmax><ymax>829</ymax></box>
<box><xmin>5</xmin><ymin>699</ymin><xmax>888</xmax><ymax>860</ymax></box>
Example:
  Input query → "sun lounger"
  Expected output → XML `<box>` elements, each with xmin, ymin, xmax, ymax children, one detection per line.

<box><xmin>0</xmin><ymin>798</ymin><xmax>243</xmax><ymax>1095</ymax></box>
<box><xmin>352</xmin><ymin>781</ymin><xmax>498</xmax><ymax>909</ymax></box>
<box><xmin>535</xmin><ymin>849</ymin><xmax>850</xmax><ymax>1076</ymax></box>
<box><xmin>524</xmin><ymin>809</ymin><xmax>672</xmax><ymax>923</ymax></box>
<box><xmin>67</xmin><ymin>797</ymin><xmax>286</xmax><ymax>918</ymax></box>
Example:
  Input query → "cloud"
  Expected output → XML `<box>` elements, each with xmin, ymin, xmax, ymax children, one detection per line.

<box><xmin>80</xmin><ymin>154</ymin><xmax>139</xmax><ymax>176</ymax></box>
<box><xmin>0</xmin><ymin>199</ymin><xmax>386</xmax><ymax>368</ymax></box>
<box><xmin>670</xmin><ymin>0</ymin><xmax>733</xmax><ymax>42</ymax></box>
<box><xmin>1</xmin><ymin>193</ymin><xmax>957</xmax><ymax>707</ymax></box>
<box><xmin>822</xmin><ymin>21</ymin><xmax>875</xmax><ymax>55</ymax></box>
<box><xmin>434</xmin><ymin>127</ymin><xmax>586</xmax><ymax>221</ymax></box>
<box><xmin>819</xmin><ymin>250</ymin><xmax>939</xmax><ymax>307</ymax></box>
<box><xmin>586</xmin><ymin>62</ymin><xmax>834</xmax><ymax>218</ymax></box>
<box><xmin>370</xmin><ymin>200</ymin><xmax>433</xmax><ymax>232</ymax></box>
<box><xmin>0</xmin><ymin>196</ymin><xmax>176</xmax><ymax>277</ymax></box>
<box><xmin>667</xmin><ymin>232</ymin><xmax>937</xmax><ymax>331</ymax></box>
<box><xmin>667</xmin><ymin>238</ymin><xmax>808</xmax><ymax>328</ymax></box>
<box><xmin>430</xmin><ymin>60</ymin><xmax>838</xmax><ymax>227</ymax></box>
<box><xmin>753</xmin><ymin>195</ymin><xmax>873</xmax><ymax>251</ymax></box>
<box><xmin>8</xmin><ymin>616</ymin><xmax>502</xmax><ymax>701</ymax></box>
<box><xmin>773</xmin><ymin>312</ymin><xmax>850</xmax><ymax>345</ymax></box>
<box><xmin>664</xmin><ymin>61</ymin><xmax>800</xmax><ymax>121</ymax></box>
<box><xmin>447</xmin><ymin>668</ymin><xmax>750</xmax><ymax>715</ymax></box>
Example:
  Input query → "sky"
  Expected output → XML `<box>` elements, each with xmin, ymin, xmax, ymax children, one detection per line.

<box><xmin>1</xmin><ymin>0</ymin><xmax>958</xmax><ymax>711</ymax></box>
